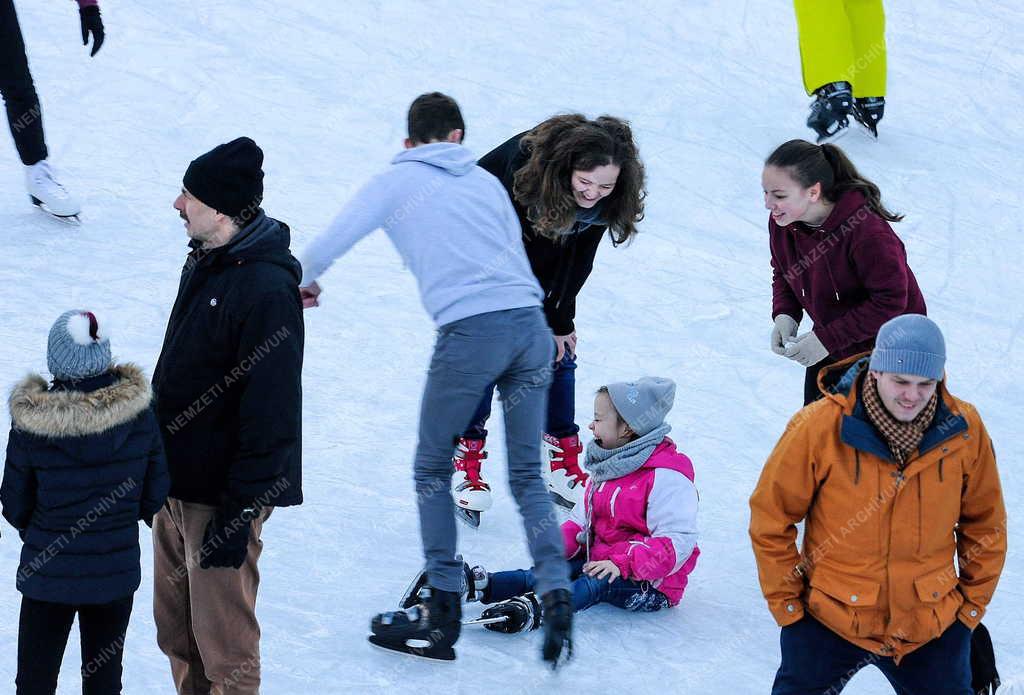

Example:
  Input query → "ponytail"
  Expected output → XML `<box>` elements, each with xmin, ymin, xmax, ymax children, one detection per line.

<box><xmin>766</xmin><ymin>140</ymin><xmax>903</xmax><ymax>222</ymax></box>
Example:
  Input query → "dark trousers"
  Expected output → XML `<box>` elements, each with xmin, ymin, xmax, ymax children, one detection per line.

<box><xmin>804</xmin><ymin>356</ymin><xmax>838</xmax><ymax>406</ymax></box>
<box><xmin>464</xmin><ymin>350</ymin><xmax>578</xmax><ymax>440</ymax></box>
<box><xmin>485</xmin><ymin>558</ymin><xmax>670</xmax><ymax>613</ymax></box>
<box><xmin>0</xmin><ymin>0</ymin><xmax>47</xmax><ymax>165</ymax></box>
<box><xmin>17</xmin><ymin>595</ymin><xmax>134</xmax><ymax>695</ymax></box>
<box><xmin>772</xmin><ymin>615</ymin><xmax>972</xmax><ymax>695</ymax></box>
<box><xmin>416</xmin><ymin>308</ymin><xmax>569</xmax><ymax>597</ymax></box>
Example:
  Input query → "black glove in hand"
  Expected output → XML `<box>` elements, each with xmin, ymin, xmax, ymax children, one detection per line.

<box><xmin>79</xmin><ymin>6</ymin><xmax>104</xmax><ymax>57</ymax></box>
<box><xmin>199</xmin><ymin>503</ymin><xmax>256</xmax><ymax>570</ymax></box>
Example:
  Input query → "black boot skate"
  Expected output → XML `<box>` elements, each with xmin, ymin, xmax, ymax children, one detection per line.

<box><xmin>541</xmin><ymin>589</ymin><xmax>573</xmax><ymax>669</ymax></box>
<box><xmin>853</xmin><ymin>96</ymin><xmax>885</xmax><ymax>138</ymax></box>
<box><xmin>806</xmin><ymin>81</ymin><xmax>853</xmax><ymax>143</ymax></box>
<box><xmin>369</xmin><ymin>586</ymin><xmax>462</xmax><ymax>661</ymax></box>
<box><xmin>400</xmin><ymin>561</ymin><xmax>488</xmax><ymax>609</ymax></box>
<box><xmin>479</xmin><ymin>592</ymin><xmax>542</xmax><ymax>634</ymax></box>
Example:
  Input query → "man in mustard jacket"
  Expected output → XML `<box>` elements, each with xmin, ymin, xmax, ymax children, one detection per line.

<box><xmin>750</xmin><ymin>314</ymin><xmax>1006</xmax><ymax>694</ymax></box>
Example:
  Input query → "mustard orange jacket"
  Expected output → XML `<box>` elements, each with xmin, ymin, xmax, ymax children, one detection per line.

<box><xmin>749</xmin><ymin>355</ymin><xmax>1006</xmax><ymax>662</ymax></box>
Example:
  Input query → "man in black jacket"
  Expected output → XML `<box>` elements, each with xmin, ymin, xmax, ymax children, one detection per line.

<box><xmin>151</xmin><ymin>137</ymin><xmax>304</xmax><ymax>695</ymax></box>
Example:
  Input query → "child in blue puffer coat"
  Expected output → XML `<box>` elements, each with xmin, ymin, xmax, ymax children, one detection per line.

<box><xmin>1</xmin><ymin>310</ymin><xmax>169</xmax><ymax>695</ymax></box>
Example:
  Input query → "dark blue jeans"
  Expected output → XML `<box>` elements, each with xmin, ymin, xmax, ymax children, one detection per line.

<box><xmin>772</xmin><ymin>614</ymin><xmax>973</xmax><ymax>695</ymax></box>
<box><xmin>464</xmin><ymin>351</ymin><xmax>578</xmax><ymax>440</ymax></box>
<box><xmin>485</xmin><ymin>558</ymin><xmax>670</xmax><ymax>613</ymax></box>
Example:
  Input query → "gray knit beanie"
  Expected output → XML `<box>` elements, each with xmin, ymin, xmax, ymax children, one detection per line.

<box><xmin>605</xmin><ymin>377</ymin><xmax>676</xmax><ymax>437</ymax></box>
<box><xmin>869</xmin><ymin>314</ymin><xmax>946</xmax><ymax>380</ymax></box>
<box><xmin>47</xmin><ymin>310</ymin><xmax>112</xmax><ymax>381</ymax></box>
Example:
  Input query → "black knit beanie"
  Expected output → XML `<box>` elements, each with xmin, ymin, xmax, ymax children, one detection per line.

<box><xmin>182</xmin><ymin>137</ymin><xmax>264</xmax><ymax>218</ymax></box>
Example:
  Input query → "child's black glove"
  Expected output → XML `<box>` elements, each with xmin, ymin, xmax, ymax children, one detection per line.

<box><xmin>199</xmin><ymin>501</ymin><xmax>256</xmax><ymax>570</ymax></box>
<box><xmin>79</xmin><ymin>5</ymin><xmax>104</xmax><ymax>57</ymax></box>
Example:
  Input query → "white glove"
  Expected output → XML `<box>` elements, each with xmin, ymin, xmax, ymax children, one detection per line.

<box><xmin>770</xmin><ymin>315</ymin><xmax>799</xmax><ymax>356</ymax></box>
<box><xmin>784</xmin><ymin>331</ymin><xmax>830</xmax><ymax>367</ymax></box>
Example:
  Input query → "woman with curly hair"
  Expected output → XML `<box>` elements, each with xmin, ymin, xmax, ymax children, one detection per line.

<box><xmin>450</xmin><ymin>114</ymin><xmax>646</xmax><ymax>525</ymax></box>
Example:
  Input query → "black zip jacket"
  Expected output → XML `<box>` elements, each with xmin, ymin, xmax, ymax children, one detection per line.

<box><xmin>478</xmin><ymin>134</ymin><xmax>607</xmax><ymax>335</ymax></box>
<box><xmin>152</xmin><ymin>210</ymin><xmax>304</xmax><ymax>507</ymax></box>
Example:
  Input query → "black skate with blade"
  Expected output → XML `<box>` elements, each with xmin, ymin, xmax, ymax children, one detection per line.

<box><xmin>806</xmin><ymin>81</ymin><xmax>853</xmax><ymax>143</ymax></box>
<box><xmin>479</xmin><ymin>592</ymin><xmax>542</xmax><ymax>634</ymax></box>
<box><xmin>369</xmin><ymin>586</ymin><xmax>462</xmax><ymax>661</ymax></box>
<box><xmin>853</xmin><ymin>96</ymin><xmax>885</xmax><ymax>138</ymax></box>
<box><xmin>400</xmin><ymin>561</ymin><xmax>487</xmax><ymax>609</ymax></box>
<box><xmin>541</xmin><ymin>589</ymin><xmax>573</xmax><ymax>669</ymax></box>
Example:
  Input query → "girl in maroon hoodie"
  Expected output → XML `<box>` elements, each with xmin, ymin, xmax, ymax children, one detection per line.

<box><xmin>762</xmin><ymin>140</ymin><xmax>926</xmax><ymax>405</ymax></box>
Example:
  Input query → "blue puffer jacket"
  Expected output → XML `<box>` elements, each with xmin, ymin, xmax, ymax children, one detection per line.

<box><xmin>1</xmin><ymin>364</ymin><xmax>169</xmax><ymax>604</ymax></box>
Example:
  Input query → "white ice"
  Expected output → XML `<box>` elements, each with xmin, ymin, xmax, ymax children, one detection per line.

<box><xmin>1</xmin><ymin>1</ymin><xmax>1021</xmax><ymax>693</ymax></box>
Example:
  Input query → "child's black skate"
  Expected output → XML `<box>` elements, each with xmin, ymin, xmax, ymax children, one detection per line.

<box><xmin>853</xmin><ymin>97</ymin><xmax>885</xmax><ymax>138</ymax></box>
<box><xmin>479</xmin><ymin>592</ymin><xmax>542</xmax><ymax>634</ymax></box>
<box><xmin>369</xmin><ymin>586</ymin><xmax>462</xmax><ymax>661</ymax></box>
<box><xmin>541</xmin><ymin>588</ymin><xmax>573</xmax><ymax>669</ymax></box>
<box><xmin>806</xmin><ymin>81</ymin><xmax>853</xmax><ymax>143</ymax></box>
<box><xmin>400</xmin><ymin>561</ymin><xmax>488</xmax><ymax>609</ymax></box>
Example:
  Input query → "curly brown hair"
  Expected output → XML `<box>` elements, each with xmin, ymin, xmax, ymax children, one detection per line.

<box><xmin>512</xmin><ymin>114</ymin><xmax>646</xmax><ymax>244</ymax></box>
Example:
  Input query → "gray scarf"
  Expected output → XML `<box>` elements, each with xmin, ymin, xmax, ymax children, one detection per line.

<box><xmin>584</xmin><ymin>424</ymin><xmax>672</xmax><ymax>483</ymax></box>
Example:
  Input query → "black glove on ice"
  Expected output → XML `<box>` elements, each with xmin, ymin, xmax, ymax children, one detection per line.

<box><xmin>79</xmin><ymin>6</ymin><xmax>105</xmax><ymax>57</ymax></box>
<box><xmin>199</xmin><ymin>502</ymin><xmax>256</xmax><ymax>570</ymax></box>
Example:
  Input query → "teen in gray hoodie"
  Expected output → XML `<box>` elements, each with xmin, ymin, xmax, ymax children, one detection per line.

<box><xmin>298</xmin><ymin>93</ymin><xmax>572</xmax><ymax>666</ymax></box>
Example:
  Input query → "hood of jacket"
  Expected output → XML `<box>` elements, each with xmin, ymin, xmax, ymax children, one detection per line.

<box><xmin>9</xmin><ymin>364</ymin><xmax>152</xmax><ymax>460</ymax></box>
<box><xmin>815</xmin><ymin>354</ymin><xmax>967</xmax><ymax>462</ymax></box>
<box><xmin>391</xmin><ymin>142</ymin><xmax>478</xmax><ymax>176</ymax></box>
<box><xmin>191</xmin><ymin>210</ymin><xmax>302</xmax><ymax>283</ymax></box>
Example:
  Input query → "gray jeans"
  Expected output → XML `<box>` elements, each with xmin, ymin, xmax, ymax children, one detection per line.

<box><xmin>415</xmin><ymin>307</ymin><xmax>570</xmax><ymax>597</ymax></box>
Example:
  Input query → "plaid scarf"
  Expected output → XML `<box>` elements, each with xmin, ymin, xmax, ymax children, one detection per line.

<box><xmin>861</xmin><ymin>373</ymin><xmax>938</xmax><ymax>466</ymax></box>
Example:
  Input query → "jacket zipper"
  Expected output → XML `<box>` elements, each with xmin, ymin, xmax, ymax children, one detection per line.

<box><xmin>610</xmin><ymin>486</ymin><xmax>621</xmax><ymax>517</ymax></box>
<box><xmin>854</xmin><ymin>450</ymin><xmax>861</xmax><ymax>485</ymax></box>
<box><xmin>938</xmin><ymin>458</ymin><xmax>944</xmax><ymax>483</ymax></box>
<box><xmin>584</xmin><ymin>481</ymin><xmax>602</xmax><ymax>563</ymax></box>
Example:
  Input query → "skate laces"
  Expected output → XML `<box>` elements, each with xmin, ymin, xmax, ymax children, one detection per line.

<box><xmin>31</xmin><ymin>161</ymin><xmax>70</xmax><ymax>200</ymax></box>
<box><xmin>454</xmin><ymin>439</ymin><xmax>489</xmax><ymax>491</ymax></box>
<box><xmin>544</xmin><ymin>434</ymin><xmax>588</xmax><ymax>487</ymax></box>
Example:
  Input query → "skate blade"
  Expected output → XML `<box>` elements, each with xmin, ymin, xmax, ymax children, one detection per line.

<box><xmin>30</xmin><ymin>196</ymin><xmax>81</xmax><ymax>223</ymax></box>
<box><xmin>454</xmin><ymin>507</ymin><xmax>481</xmax><ymax>529</ymax></box>
<box><xmin>814</xmin><ymin>122</ymin><xmax>851</xmax><ymax>145</ymax></box>
<box><xmin>463</xmin><ymin>615</ymin><xmax>508</xmax><ymax>627</ymax></box>
<box><xmin>368</xmin><ymin>634</ymin><xmax>456</xmax><ymax>661</ymax></box>
<box><xmin>548</xmin><ymin>491</ymin><xmax>577</xmax><ymax>510</ymax></box>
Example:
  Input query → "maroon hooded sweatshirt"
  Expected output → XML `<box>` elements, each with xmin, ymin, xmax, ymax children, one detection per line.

<box><xmin>769</xmin><ymin>190</ymin><xmax>926</xmax><ymax>360</ymax></box>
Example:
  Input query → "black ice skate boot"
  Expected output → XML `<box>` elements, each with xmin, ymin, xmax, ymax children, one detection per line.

<box><xmin>479</xmin><ymin>592</ymin><xmax>542</xmax><ymax>634</ymax></box>
<box><xmin>541</xmin><ymin>589</ymin><xmax>573</xmax><ymax>669</ymax></box>
<box><xmin>369</xmin><ymin>586</ymin><xmax>462</xmax><ymax>661</ymax></box>
<box><xmin>806</xmin><ymin>81</ymin><xmax>853</xmax><ymax>143</ymax></box>
<box><xmin>853</xmin><ymin>96</ymin><xmax>885</xmax><ymax>138</ymax></box>
<box><xmin>400</xmin><ymin>561</ymin><xmax>488</xmax><ymax>609</ymax></box>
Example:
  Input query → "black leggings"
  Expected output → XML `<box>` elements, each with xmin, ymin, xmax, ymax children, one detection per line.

<box><xmin>16</xmin><ymin>595</ymin><xmax>134</xmax><ymax>695</ymax></box>
<box><xmin>0</xmin><ymin>0</ymin><xmax>47</xmax><ymax>165</ymax></box>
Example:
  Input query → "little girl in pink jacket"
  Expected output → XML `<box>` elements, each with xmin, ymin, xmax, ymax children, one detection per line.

<box><xmin>467</xmin><ymin>377</ymin><xmax>700</xmax><ymax>633</ymax></box>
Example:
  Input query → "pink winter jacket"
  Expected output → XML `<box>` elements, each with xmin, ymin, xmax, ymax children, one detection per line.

<box><xmin>561</xmin><ymin>437</ymin><xmax>700</xmax><ymax>606</ymax></box>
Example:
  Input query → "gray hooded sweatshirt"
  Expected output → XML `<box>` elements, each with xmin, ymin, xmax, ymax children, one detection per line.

<box><xmin>299</xmin><ymin>143</ymin><xmax>542</xmax><ymax>327</ymax></box>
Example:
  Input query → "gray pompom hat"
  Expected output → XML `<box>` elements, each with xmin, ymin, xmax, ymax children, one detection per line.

<box><xmin>47</xmin><ymin>310</ymin><xmax>112</xmax><ymax>381</ymax></box>
<box><xmin>605</xmin><ymin>377</ymin><xmax>676</xmax><ymax>437</ymax></box>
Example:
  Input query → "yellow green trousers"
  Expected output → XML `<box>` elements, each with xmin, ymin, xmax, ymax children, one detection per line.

<box><xmin>794</xmin><ymin>0</ymin><xmax>887</xmax><ymax>97</ymax></box>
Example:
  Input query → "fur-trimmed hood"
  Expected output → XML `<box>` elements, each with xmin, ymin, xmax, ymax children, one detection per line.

<box><xmin>9</xmin><ymin>363</ymin><xmax>152</xmax><ymax>442</ymax></box>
